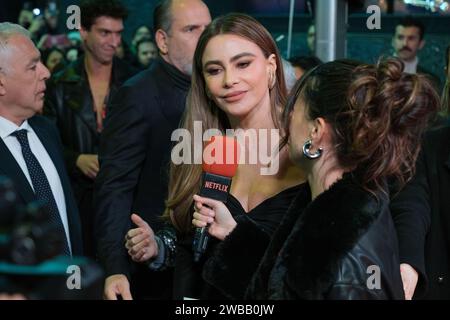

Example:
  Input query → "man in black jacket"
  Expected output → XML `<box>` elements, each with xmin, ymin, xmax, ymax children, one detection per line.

<box><xmin>44</xmin><ymin>0</ymin><xmax>136</xmax><ymax>258</ymax></box>
<box><xmin>391</xmin><ymin>16</ymin><xmax>440</xmax><ymax>88</ymax></box>
<box><xmin>94</xmin><ymin>0</ymin><xmax>211</xmax><ymax>299</ymax></box>
<box><xmin>391</xmin><ymin>123</ymin><xmax>450</xmax><ymax>299</ymax></box>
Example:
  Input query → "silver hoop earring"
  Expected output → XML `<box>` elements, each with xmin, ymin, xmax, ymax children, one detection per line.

<box><xmin>302</xmin><ymin>139</ymin><xmax>323</xmax><ymax>159</ymax></box>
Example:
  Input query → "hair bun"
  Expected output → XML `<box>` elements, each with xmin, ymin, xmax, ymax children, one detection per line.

<box><xmin>376</xmin><ymin>58</ymin><xmax>404</xmax><ymax>83</ymax></box>
<box><xmin>375</xmin><ymin>58</ymin><xmax>438</xmax><ymax>136</ymax></box>
<box><xmin>345</xmin><ymin>57</ymin><xmax>439</xmax><ymax>190</ymax></box>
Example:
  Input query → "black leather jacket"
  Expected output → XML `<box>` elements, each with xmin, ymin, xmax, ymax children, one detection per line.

<box><xmin>203</xmin><ymin>172</ymin><xmax>405</xmax><ymax>300</ymax></box>
<box><xmin>44</xmin><ymin>56</ymin><xmax>137</xmax><ymax>180</ymax></box>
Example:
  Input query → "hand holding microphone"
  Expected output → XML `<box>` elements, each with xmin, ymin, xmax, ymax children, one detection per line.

<box><xmin>192</xmin><ymin>194</ymin><xmax>237</xmax><ymax>241</ymax></box>
<box><xmin>192</xmin><ymin>135</ymin><xmax>239</xmax><ymax>262</ymax></box>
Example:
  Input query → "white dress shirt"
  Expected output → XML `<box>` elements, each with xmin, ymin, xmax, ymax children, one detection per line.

<box><xmin>402</xmin><ymin>56</ymin><xmax>419</xmax><ymax>74</ymax></box>
<box><xmin>393</xmin><ymin>53</ymin><xmax>419</xmax><ymax>75</ymax></box>
<box><xmin>0</xmin><ymin>116</ymin><xmax>72</xmax><ymax>252</ymax></box>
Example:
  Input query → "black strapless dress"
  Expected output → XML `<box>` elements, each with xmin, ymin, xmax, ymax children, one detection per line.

<box><xmin>173</xmin><ymin>184</ymin><xmax>305</xmax><ymax>300</ymax></box>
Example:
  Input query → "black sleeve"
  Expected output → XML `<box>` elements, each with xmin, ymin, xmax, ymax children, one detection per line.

<box><xmin>43</xmin><ymin>80</ymin><xmax>81</xmax><ymax>175</ymax></box>
<box><xmin>202</xmin><ymin>215</ymin><xmax>271</xmax><ymax>299</ymax></box>
<box><xmin>326</xmin><ymin>283</ymin><xmax>390</xmax><ymax>300</ymax></box>
<box><xmin>390</xmin><ymin>149</ymin><xmax>431</xmax><ymax>298</ymax></box>
<box><xmin>94</xmin><ymin>84</ymin><xmax>152</xmax><ymax>277</ymax></box>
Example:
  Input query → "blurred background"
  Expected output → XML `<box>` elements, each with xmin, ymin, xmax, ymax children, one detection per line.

<box><xmin>1</xmin><ymin>0</ymin><xmax>449</xmax><ymax>91</ymax></box>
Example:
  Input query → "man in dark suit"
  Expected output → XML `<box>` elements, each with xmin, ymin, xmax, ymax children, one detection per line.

<box><xmin>391</xmin><ymin>16</ymin><xmax>441</xmax><ymax>88</ymax></box>
<box><xmin>94</xmin><ymin>0</ymin><xmax>211</xmax><ymax>299</ymax></box>
<box><xmin>0</xmin><ymin>22</ymin><xmax>82</xmax><ymax>257</ymax></box>
<box><xmin>391</xmin><ymin>123</ymin><xmax>450</xmax><ymax>299</ymax></box>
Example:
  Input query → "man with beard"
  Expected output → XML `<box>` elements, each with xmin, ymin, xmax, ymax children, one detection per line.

<box><xmin>391</xmin><ymin>16</ymin><xmax>440</xmax><ymax>88</ymax></box>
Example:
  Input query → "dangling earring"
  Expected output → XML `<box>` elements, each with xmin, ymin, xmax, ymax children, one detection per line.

<box><xmin>206</xmin><ymin>89</ymin><xmax>212</xmax><ymax>100</ymax></box>
<box><xmin>268</xmin><ymin>71</ymin><xmax>276</xmax><ymax>90</ymax></box>
<box><xmin>302</xmin><ymin>139</ymin><xmax>323</xmax><ymax>159</ymax></box>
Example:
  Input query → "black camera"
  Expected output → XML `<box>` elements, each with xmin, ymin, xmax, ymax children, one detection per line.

<box><xmin>0</xmin><ymin>178</ymin><xmax>65</xmax><ymax>265</ymax></box>
<box><xmin>0</xmin><ymin>177</ymin><xmax>103</xmax><ymax>299</ymax></box>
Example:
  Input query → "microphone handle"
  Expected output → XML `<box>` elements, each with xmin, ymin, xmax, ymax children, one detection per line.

<box><xmin>193</xmin><ymin>172</ymin><xmax>232</xmax><ymax>262</ymax></box>
<box><xmin>193</xmin><ymin>226</ymin><xmax>209</xmax><ymax>262</ymax></box>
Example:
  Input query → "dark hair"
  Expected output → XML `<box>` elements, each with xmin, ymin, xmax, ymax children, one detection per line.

<box><xmin>41</xmin><ymin>47</ymin><xmax>66</xmax><ymax>72</ymax></box>
<box><xmin>397</xmin><ymin>16</ymin><xmax>425</xmax><ymax>40</ymax></box>
<box><xmin>135</xmin><ymin>37</ymin><xmax>155</xmax><ymax>51</ymax></box>
<box><xmin>289</xmin><ymin>55</ymin><xmax>322</xmax><ymax>73</ymax></box>
<box><xmin>80</xmin><ymin>0</ymin><xmax>128</xmax><ymax>30</ymax></box>
<box><xmin>132</xmin><ymin>25</ymin><xmax>152</xmax><ymax>40</ymax></box>
<box><xmin>283</xmin><ymin>58</ymin><xmax>439</xmax><ymax>194</ymax></box>
<box><xmin>153</xmin><ymin>0</ymin><xmax>173</xmax><ymax>34</ymax></box>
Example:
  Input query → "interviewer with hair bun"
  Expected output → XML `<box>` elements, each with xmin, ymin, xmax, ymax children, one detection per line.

<box><xmin>200</xmin><ymin>58</ymin><xmax>439</xmax><ymax>299</ymax></box>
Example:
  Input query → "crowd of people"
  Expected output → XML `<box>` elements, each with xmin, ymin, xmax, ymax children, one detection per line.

<box><xmin>16</xmin><ymin>1</ymin><xmax>158</xmax><ymax>74</ymax></box>
<box><xmin>0</xmin><ymin>0</ymin><xmax>449</xmax><ymax>300</ymax></box>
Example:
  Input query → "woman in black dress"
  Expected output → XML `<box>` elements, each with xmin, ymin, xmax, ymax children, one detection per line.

<box><xmin>124</xmin><ymin>13</ymin><xmax>305</xmax><ymax>299</ymax></box>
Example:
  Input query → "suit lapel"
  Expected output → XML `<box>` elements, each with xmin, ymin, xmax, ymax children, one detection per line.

<box><xmin>0</xmin><ymin>138</ymin><xmax>35</xmax><ymax>204</ymax></box>
<box><xmin>29</xmin><ymin>118</ymin><xmax>65</xmax><ymax>178</ymax></box>
<box><xmin>70</xmin><ymin>80</ymin><xmax>99</xmax><ymax>136</ymax></box>
<box><xmin>61</xmin><ymin>60</ymin><xmax>98</xmax><ymax>136</ymax></box>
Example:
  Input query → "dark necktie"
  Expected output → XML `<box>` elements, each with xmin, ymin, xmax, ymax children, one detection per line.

<box><xmin>12</xmin><ymin>129</ymin><xmax>71</xmax><ymax>256</ymax></box>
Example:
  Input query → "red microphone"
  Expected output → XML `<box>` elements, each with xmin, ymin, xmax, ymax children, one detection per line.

<box><xmin>193</xmin><ymin>136</ymin><xmax>239</xmax><ymax>262</ymax></box>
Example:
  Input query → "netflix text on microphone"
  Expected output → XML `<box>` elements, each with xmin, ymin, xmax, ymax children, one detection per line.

<box><xmin>204</xmin><ymin>181</ymin><xmax>229</xmax><ymax>192</ymax></box>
